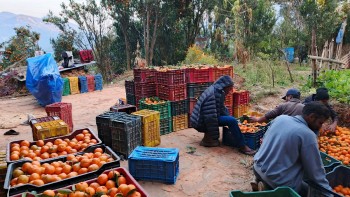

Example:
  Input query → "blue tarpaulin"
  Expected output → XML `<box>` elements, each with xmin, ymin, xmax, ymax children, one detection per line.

<box><xmin>26</xmin><ymin>53</ymin><xmax>63</xmax><ymax>106</ymax></box>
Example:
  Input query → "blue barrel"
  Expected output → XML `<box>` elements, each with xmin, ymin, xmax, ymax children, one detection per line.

<box><xmin>284</xmin><ymin>47</ymin><xmax>294</xmax><ymax>63</ymax></box>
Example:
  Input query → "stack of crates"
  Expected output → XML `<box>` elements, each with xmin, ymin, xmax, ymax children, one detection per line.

<box><xmin>139</xmin><ymin>98</ymin><xmax>172</xmax><ymax>135</ymax></box>
<box><xmin>212</xmin><ymin>65</ymin><xmax>234</xmax><ymax>81</ymax></box>
<box><xmin>110</xmin><ymin>104</ymin><xmax>137</xmax><ymax>114</ymax></box>
<box><xmin>225</xmin><ymin>89</ymin><xmax>234</xmax><ymax>116</ymax></box>
<box><xmin>78</xmin><ymin>76</ymin><xmax>88</xmax><ymax>93</ymax></box>
<box><xmin>86</xmin><ymin>75</ymin><xmax>95</xmax><ymax>92</ymax></box>
<box><xmin>125</xmin><ymin>80</ymin><xmax>136</xmax><ymax>105</ymax></box>
<box><xmin>128</xmin><ymin>146</ymin><xmax>180</xmax><ymax>184</ymax></box>
<box><xmin>132</xmin><ymin>109</ymin><xmax>160</xmax><ymax>146</ymax></box>
<box><xmin>186</xmin><ymin>68</ymin><xmax>214</xmax><ymax>128</ymax></box>
<box><xmin>110</xmin><ymin>113</ymin><xmax>142</xmax><ymax>158</ymax></box>
<box><xmin>0</xmin><ymin>150</ymin><xmax>7</xmax><ymax>197</ymax></box>
<box><xmin>67</xmin><ymin>77</ymin><xmax>80</xmax><ymax>95</ymax></box>
<box><xmin>94</xmin><ymin>74</ymin><xmax>103</xmax><ymax>91</ymax></box>
<box><xmin>171</xmin><ymin>100</ymin><xmax>188</xmax><ymax>132</ymax></box>
<box><xmin>96</xmin><ymin>111</ymin><xmax>125</xmax><ymax>147</ymax></box>
<box><xmin>233</xmin><ymin>90</ymin><xmax>250</xmax><ymax>117</ymax></box>
<box><xmin>45</xmin><ymin>102</ymin><xmax>73</xmax><ymax>132</ymax></box>
<box><xmin>32</xmin><ymin>119</ymin><xmax>69</xmax><ymax>140</ymax></box>
<box><xmin>62</xmin><ymin>78</ymin><xmax>71</xmax><ymax>96</ymax></box>
<box><xmin>133</xmin><ymin>68</ymin><xmax>157</xmax><ymax>107</ymax></box>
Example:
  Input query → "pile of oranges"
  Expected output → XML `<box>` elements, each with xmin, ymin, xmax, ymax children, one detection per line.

<box><xmin>238</xmin><ymin>120</ymin><xmax>266</xmax><ymax>134</ymax></box>
<box><xmin>333</xmin><ymin>185</ymin><xmax>350</xmax><ymax>196</ymax></box>
<box><xmin>10</xmin><ymin>147</ymin><xmax>114</xmax><ymax>187</ymax></box>
<box><xmin>10</xmin><ymin>130</ymin><xmax>98</xmax><ymax>161</ymax></box>
<box><xmin>41</xmin><ymin>170</ymin><xmax>141</xmax><ymax>197</ymax></box>
<box><xmin>319</xmin><ymin>126</ymin><xmax>350</xmax><ymax>165</ymax></box>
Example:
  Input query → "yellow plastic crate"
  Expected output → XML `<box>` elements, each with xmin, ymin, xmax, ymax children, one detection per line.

<box><xmin>172</xmin><ymin>114</ymin><xmax>188</xmax><ymax>132</ymax></box>
<box><xmin>0</xmin><ymin>150</ymin><xmax>7</xmax><ymax>183</ymax></box>
<box><xmin>68</xmin><ymin>77</ymin><xmax>80</xmax><ymax>95</ymax></box>
<box><xmin>32</xmin><ymin>120</ymin><xmax>69</xmax><ymax>141</ymax></box>
<box><xmin>233</xmin><ymin>104</ymin><xmax>250</xmax><ymax>117</ymax></box>
<box><xmin>132</xmin><ymin>109</ymin><xmax>160</xmax><ymax>147</ymax></box>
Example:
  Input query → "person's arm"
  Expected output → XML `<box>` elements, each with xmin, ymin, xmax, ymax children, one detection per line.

<box><xmin>300</xmin><ymin>143</ymin><xmax>331</xmax><ymax>190</ymax></box>
<box><xmin>263</xmin><ymin>104</ymin><xmax>284</xmax><ymax>120</ymax></box>
<box><xmin>250</xmin><ymin>116</ymin><xmax>268</xmax><ymax>123</ymax></box>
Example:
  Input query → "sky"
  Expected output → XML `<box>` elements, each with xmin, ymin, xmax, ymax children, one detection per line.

<box><xmin>0</xmin><ymin>0</ymin><xmax>86</xmax><ymax>18</ymax></box>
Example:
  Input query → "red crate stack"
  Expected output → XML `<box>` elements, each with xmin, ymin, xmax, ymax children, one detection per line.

<box><xmin>186</xmin><ymin>67</ymin><xmax>214</xmax><ymax>83</ymax></box>
<box><xmin>133</xmin><ymin>68</ymin><xmax>157</xmax><ymax>107</ymax></box>
<box><xmin>233</xmin><ymin>90</ymin><xmax>250</xmax><ymax>105</ymax></box>
<box><xmin>156</xmin><ymin>69</ymin><xmax>186</xmax><ymax>85</ymax></box>
<box><xmin>133</xmin><ymin>68</ymin><xmax>156</xmax><ymax>83</ymax></box>
<box><xmin>86</xmin><ymin>75</ymin><xmax>95</xmax><ymax>92</ymax></box>
<box><xmin>212</xmin><ymin>65</ymin><xmax>234</xmax><ymax>81</ymax></box>
<box><xmin>45</xmin><ymin>102</ymin><xmax>73</xmax><ymax>132</ymax></box>
<box><xmin>156</xmin><ymin>69</ymin><xmax>187</xmax><ymax>101</ymax></box>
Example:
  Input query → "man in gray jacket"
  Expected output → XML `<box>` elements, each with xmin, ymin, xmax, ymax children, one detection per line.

<box><xmin>250</xmin><ymin>88</ymin><xmax>304</xmax><ymax>123</ymax></box>
<box><xmin>253</xmin><ymin>101</ymin><xmax>331</xmax><ymax>196</ymax></box>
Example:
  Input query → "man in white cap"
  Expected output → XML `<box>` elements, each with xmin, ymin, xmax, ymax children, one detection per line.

<box><xmin>250</xmin><ymin>88</ymin><xmax>304</xmax><ymax>123</ymax></box>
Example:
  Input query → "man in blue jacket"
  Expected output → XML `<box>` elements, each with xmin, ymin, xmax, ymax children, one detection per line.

<box><xmin>253</xmin><ymin>101</ymin><xmax>331</xmax><ymax>196</ymax></box>
<box><xmin>190</xmin><ymin>75</ymin><xmax>255</xmax><ymax>155</ymax></box>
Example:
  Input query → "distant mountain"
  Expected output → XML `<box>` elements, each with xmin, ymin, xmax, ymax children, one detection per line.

<box><xmin>0</xmin><ymin>12</ymin><xmax>62</xmax><ymax>53</ymax></box>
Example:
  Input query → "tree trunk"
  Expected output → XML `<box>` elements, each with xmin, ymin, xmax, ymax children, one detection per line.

<box><xmin>121</xmin><ymin>25</ymin><xmax>131</xmax><ymax>70</ymax></box>
<box><xmin>149</xmin><ymin>11</ymin><xmax>158</xmax><ymax>66</ymax></box>
<box><xmin>145</xmin><ymin>6</ymin><xmax>150</xmax><ymax>65</ymax></box>
<box><xmin>311</xmin><ymin>28</ymin><xmax>317</xmax><ymax>87</ymax></box>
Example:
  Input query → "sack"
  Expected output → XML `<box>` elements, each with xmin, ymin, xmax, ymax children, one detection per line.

<box><xmin>26</xmin><ymin>53</ymin><xmax>63</xmax><ymax>106</ymax></box>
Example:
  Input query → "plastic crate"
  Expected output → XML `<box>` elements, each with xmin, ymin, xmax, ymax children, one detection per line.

<box><xmin>45</xmin><ymin>102</ymin><xmax>73</xmax><ymax>132</ymax></box>
<box><xmin>212</xmin><ymin>65</ymin><xmax>234</xmax><ymax>81</ymax></box>
<box><xmin>186</xmin><ymin>67</ymin><xmax>214</xmax><ymax>83</ymax></box>
<box><xmin>325</xmin><ymin>166</ymin><xmax>350</xmax><ymax>195</ymax></box>
<box><xmin>10</xmin><ymin>167</ymin><xmax>149</xmax><ymax>197</ymax></box>
<box><xmin>226</xmin><ymin>105</ymin><xmax>233</xmax><ymax>116</ymax></box>
<box><xmin>4</xmin><ymin>145</ymin><xmax>121</xmax><ymax>196</ymax></box>
<box><xmin>7</xmin><ymin>128</ymin><xmax>101</xmax><ymax>164</ymax></box>
<box><xmin>127</xmin><ymin>93</ymin><xmax>136</xmax><ymax>105</ymax></box>
<box><xmin>233</xmin><ymin>104</ymin><xmax>250</xmax><ymax>118</ymax></box>
<box><xmin>160</xmin><ymin>117</ymin><xmax>172</xmax><ymax>135</ymax></box>
<box><xmin>67</xmin><ymin>77</ymin><xmax>79</xmax><ymax>95</ymax></box>
<box><xmin>96</xmin><ymin>111</ymin><xmax>126</xmax><ymax>147</ymax></box>
<box><xmin>78</xmin><ymin>75</ymin><xmax>88</xmax><ymax>93</ymax></box>
<box><xmin>135</xmin><ymin>82</ymin><xmax>157</xmax><ymax>98</ymax></box>
<box><xmin>320</xmin><ymin>152</ymin><xmax>341</xmax><ymax>173</ymax></box>
<box><xmin>156</xmin><ymin>69</ymin><xmax>186</xmax><ymax>85</ymax></box>
<box><xmin>156</xmin><ymin>84</ymin><xmax>187</xmax><ymax>101</ymax></box>
<box><xmin>170</xmin><ymin>99</ymin><xmax>188</xmax><ymax>116</ymax></box>
<box><xmin>125</xmin><ymin>80</ymin><xmax>135</xmax><ymax>94</ymax></box>
<box><xmin>110</xmin><ymin>114</ymin><xmax>142</xmax><ymax>159</ymax></box>
<box><xmin>86</xmin><ymin>75</ymin><xmax>95</xmax><ymax>92</ymax></box>
<box><xmin>128</xmin><ymin>146</ymin><xmax>179</xmax><ymax>184</ymax></box>
<box><xmin>110</xmin><ymin>104</ymin><xmax>137</xmax><ymax>114</ymax></box>
<box><xmin>134</xmin><ymin>68</ymin><xmax>156</xmax><ymax>83</ymax></box>
<box><xmin>225</xmin><ymin>92</ymin><xmax>233</xmax><ymax>108</ymax></box>
<box><xmin>233</xmin><ymin>90</ymin><xmax>250</xmax><ymax>105</ymax></box>
<box><xmin>32</xmin><ymin>120</ymin><xmax>69</xmax><ymax>141</ymax></box>
<box><xmin>62</xmin><ymin>78</ymin><xmax>70</xmax><ymax>96</ymax></box>
<box><xmin>188</xmin><ymin>98</ymin><xmax>198</xmax><ymax>116</ymax></box>
<box><xmin>223</xmin><ymin>127</ymin><xmax>263</xmax><ymax>150</ymax></box>
<box><xmin>230</xmin><ymin>186</ymin><xmax>301</xmax><ymax>197</ymax></box>
<box><xmin>94</xmin><ymin>73</ymin><xmax>103</xmax><ymax>91</ymax></box>
<box><xmin>0</xmin><ymin>150</ymin><xmax>7</xmax><ymax>182</ymax></box>
<box><xmin>172</xmin><ymin>114</ymin><xmax>188</xmax><ymax>132</ymax></box>
<box><xmin>306</xmin><ymin>180</ymin><xmax>342</xmax><ymax>197</ymax></box>
<box><xmin>132</xmin><ymin>110</ymin><xmax>161</xmax><ymax>147</ymax></box>
<box><xmin>29</xmin><ymin>116</ymin><xmax>60</xmax><ymax>129</ymax></box>
<box><xmin>188</xmin><ymin>113</ymin><xmax>192</xmax><ymax>128</ymax></box>
<box><xmin>187</xmin><ymin>82</ymin><xmax>212</xmax><ymax>99</ymax></box>
<box><xmin>139</xmin><ymin>99</ymin><xmax>171</xmax><ymax>119</ymax></box>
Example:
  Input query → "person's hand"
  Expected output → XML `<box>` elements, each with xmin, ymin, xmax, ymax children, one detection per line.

<box><xmin>328</xmin><ymin>123</ymin><xmax>337</xmax><ymax>133</ymax></box>
<box><xmin>250</xmin><ymin>116</ymin><xmax>258</xmax><ymax>123</ymax></box>
<box><xmin>321</xmin><ymin>123</ymin><xmax>336</xmax><ymax>134</ymax></box>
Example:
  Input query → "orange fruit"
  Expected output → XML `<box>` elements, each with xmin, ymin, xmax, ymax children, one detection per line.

<box><xmin>29</xmin><ymin>173</ymin><xmax>41</xmax><ymax>182</ymax></box>
<box><xmin>98</xmin><ymin>161</ymin><xmax>106</xmax><ymax>167</ymax></box>
<box><xmin>108</xmin><ymin>188</ymin><xmax>119</xmax><ymax>197</ymax></box>
<box><xmin>75</xmin><ymin>134</ymin><xmax>85</xmax><ymax>141</ymax></box>
<box><xmin>88</xmin><ymin>164</ymin><xmax>99</xmax><ymax>172</ymax></box>
<box><xmin>31</xmin><ymin>179</ymin><xmax>44</xmax><ymax>186</ymax></box>
<box><xmin>29</xmin><ymin>166</ymin><xmax>42</xmax><ymax>175</ymax></box>
<box><xmin>78</xmin><ymin>168</ymin><xmax>88</xmax><ymax>175</ymax></box>
<box><xmin>11</xmin><ymin>146</ymin><xmax>20</xmax><ymax>152</ymax></box>
<box><xmin>45</xmin><ymin>165</ymin><xmax>56</xmax><ymax>175</ymax></box>
<box><xmin>75</xmin><ymin>182</ymin><xmax>89</xmax><ymax>191</ymax></box>
<box><xmin>13</xmin><ymin>169</ymin><xmax>24</xmax><ymax>178</ymax></box>
<box><xmin>80</xmin><ymin>159</ymin><xmax>92</xmax><ymax>168</ymax></box>
<box><xmin>55</xmin><ymin>167</ymin><xmax>63</xmax><ymax>175</ymax></box>
<box><xmin>99</xmin><ymin>155</ymin><xmax>108</xmax><ymax>162</ymax></box>
<box><xmin>97</xmin><ymin>174</ymin><xmax>108</xmax><ymax>185</ymax></box>
<box><xmin>85</xmin><ymin>187</ymin><xmax>96</xmax><ymax>196</ymax></box>
<box><xmin>10</xmin><ymin>178</ymin><xmax>18</xmax><ymax>186</ymax></box>
<box><xmin>108</xmin><ymin>170</ymin><xmax>120</xmax><ymax>180</ymax></box>
<box><xmin>94</xmin><ymin>148</ymin><xmax>103</xmax><ymax>153</ymax></box>
<box><xmin>10</xmin><ymin>153</ymin><xmax>19</xmax><ymax>161</ymax></box>
<box><xmin>67</xmin><ymin>171</ymin><xmax>78</xmax><ymax>178</ymax></box>
<box><xmin>94</xmin><ymin>152</ymin><xmax>102</xmax><ymax>158</ymax></box>
<box><xmin>72</xmin><ymin>163</ymin><xmax>81</xmax><ymax>172</ymax></box>
<box><xmin>41</xmin><ymin>145</ymin><xmax>50</xmax><ymax>153</ymax></box>
<box><xmin>129</xmin><ymin>191</ymin><xmax>141</xmax><ymax>197</ymax></box>
<box><xmin>57</xmin><ymin>144</ymin><xmax>67</xmax><ymax>152</ymax></box>
<box><xmin>118</xmin><ymin>184</ymin><xmax>130</xmax><ymax>196</ymax></box>
<box><xmin>62</xmin><ymin>165</ymin><xmax>72</xmax><ymax>174</ymax></box>
<box><xmin>105</xmin><ymin>180</ymin><xmax>115</xmax><ymax>189</ymax></box>
<box><xmin>118</xmin><ymin>176</ymin><xmax>127</xmax><ymax>185</ymax></box>
<box><xmin>36</xmin><ymin>140</ymin><xmax>45</xmax><ymax>147</ymax></box>
<box><xmin>20</xmin><ymin>140</ymin><xmax>30</xmax><ymax>147</ymax></box>
<box><xmin>22</xmin><ymin>162</ymin><xmax>33</xmax><ymax>173</ymax></box>
<box><xmin>89</xmin><ymin>182</ymin><xmax>100</xmax><ymax>190</ymax></box>
<box><xmin>43</xmin><ymin>190</ymin><xmax>55</xmax><ymax>197</ymax></box>
<box><xmin>95</xmin><ymin>186</ymin><xmax>108</xmax><ymax>194</ymax></box>
<box><xmin>82</xmin><ymin>130</ymin><xmax>89</xmax><ymax>134</ymax></box>
<box><xmin>58</xmin><ymin>173</ymin><xmax>67</xmax><ymax>179</ymax></box>
<box><xmin>17</xmin><ymin>175</ymin><xmax>29</xmax><ymax>184</ymax></box>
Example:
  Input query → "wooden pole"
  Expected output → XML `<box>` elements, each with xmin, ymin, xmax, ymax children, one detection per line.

<box><xmin>311</xmin><ymin>28</ymin><xmax>317</xmax><ymax>87</ymax></box>
<box><xmin>308</xmin><ymin>56</ymin><xmax>344</xmax><ymax>64</ymax></box>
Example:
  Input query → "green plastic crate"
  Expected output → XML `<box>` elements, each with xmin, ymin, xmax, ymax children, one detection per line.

<box><xmin>62</xmin><ymin>78</ymin><xmax>71</xmax><ymax>96</ymax></box>
<box><xmin>160</xmin><ymin>117</ymin><xmax>172</xmax><ymax>135</ymax></box>
<box><xmin>139</xmin><ymin>98</ymin><xmax>171</xmax><ymax>119</ymax></box>
<box><xmin>230</xmin><ymin>187</ymin><xmax>301</xmax><ymax>197</ymax></box>
<box><xmin>320</xmin><ymin>151</ymin><xmax>341</xmax><ymax>173</ymax></box>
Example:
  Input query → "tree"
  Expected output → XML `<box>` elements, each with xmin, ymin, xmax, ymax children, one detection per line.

<box><xmin>43</xmin><ymin>0</ymin><xmax>114</xmax><ymax>81</ymax></box>
<box><xmin>0</xmin><ymin>26</ymin><xmax>40</xmax><ymax>69</ymax></box>
<box><xmin>50</xmin><ymin>32</ymin><xmax>78</xmax><ymax>62</ymax></box>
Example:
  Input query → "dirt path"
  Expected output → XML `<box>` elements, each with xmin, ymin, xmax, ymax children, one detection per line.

<box><xmin>0</xmin><ymin>83</ymin><xmax>268</xmax><ymax>196</ymax></box>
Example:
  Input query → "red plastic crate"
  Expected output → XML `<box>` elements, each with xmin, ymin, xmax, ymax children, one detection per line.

<box><xmin>45</xmin><ymin>102</ymin><xmax>73</xmax><ymax>132</ymax></box>
<box><xmin>156</xmin><ymin>84</ymin><xmax>187</xmax><ymax>101</ymax></box>
<box><xmin>86</xmin><ymin>75</ymin><xmax>95</xmax><ymax>92</ymax></box>
<box><xmin>156</xmin><ymin>69</ymin><xmax>186</xmax><ymax>85</ymax></box>
<box><xmin>186</xmin><ymin>67</ymin><xmax>214</xmax><ymax>83</ymax></box>
<box><xmin>233</xmin><ymin>90</ymin><xmax>250</xmax><ymax>105</ymax></box>
<box><xmin>135</xmin><ymin>82</ymin><xmax>156</xmax><ymax>97</ymax></box>
<box><xmin>134</xmin><ymin>68</ymin><xmax>156</xmax><ymax>83</ymax></box>
<box><xmin>213</xmin><ymin>66</ymin><xmax>234</xmax><ymax>81</ymax></box>
<box><xmin>225</xmin><ymin>92</ymin><xmax>233</xmax><ymax>108</ymax></box>
<box><xmin>188</xmin><ymin>98</ymin><xmax>197</xmax><ymax>116</ymax></box>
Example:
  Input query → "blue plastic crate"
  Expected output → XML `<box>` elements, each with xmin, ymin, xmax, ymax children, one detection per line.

<box><xmin>223</xmin><ymin>127</ymin><xmax>263</xmax><ymax>150</ymax></box>
<box><xmin>78</xmin><ymin>76</ymin><xmax>88</xmax><ymax>93</ymax></box>
<box><xmin>94</xmin><ymin>74</ymin><xmax>103</xmax><ymax>91</ymax></box>
<box><xmin>128</xmin><ymin>146</ymin><xmax>179</xmax><ymax>184</ymax></box>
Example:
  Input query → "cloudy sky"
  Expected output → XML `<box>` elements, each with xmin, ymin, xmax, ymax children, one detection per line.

<box><xmin>0</xmin><ymin>0</ymin><xmax>87</xmax><ymax>18</ymax></box>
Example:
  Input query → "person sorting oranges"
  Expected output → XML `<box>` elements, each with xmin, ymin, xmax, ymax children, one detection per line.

<box><xmin>190</xmin><ymin>75</ymin><xmax>256</xmax><ymax>155</ymax></box>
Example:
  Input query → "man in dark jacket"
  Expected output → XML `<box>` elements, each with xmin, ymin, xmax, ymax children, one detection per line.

<box><xmin>190</xmin><ymin>75</ymin><xmax>255</xmax><ymax>155</ymax></box>
<box><xmin>303</xmin><ymin>87</ymin><xmax>338</xmax><ymax>133</ymax></box>
<box><xmin>250</xmin><ymin>88</ymin><xmax>304</xmax><ymax>123</ymax></box>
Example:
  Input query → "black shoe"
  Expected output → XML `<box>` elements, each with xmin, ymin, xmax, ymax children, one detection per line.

<box><xmin>4</xmin><ymin>129</ymin><xmax>19</xmax><ymax>135</ymax></box>
<box><xmin>200</xmin><ymin>139</ymin><xmax>220</xmax><ymax>147</ymax></box>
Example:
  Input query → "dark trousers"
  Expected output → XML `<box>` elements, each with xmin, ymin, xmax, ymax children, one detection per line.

<box><xmin>218</xmin><ymin>116</ymin><xmax>245</xmax><ymax>147</ymax></box>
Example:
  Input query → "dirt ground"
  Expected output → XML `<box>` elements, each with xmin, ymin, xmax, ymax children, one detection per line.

<box><xmin>0</xmin><ymin>81</ymin><xmax>284</xmax><ymax>197</ymax></box>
